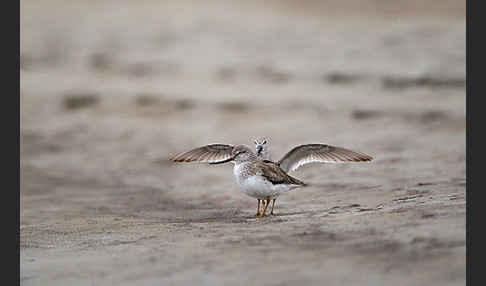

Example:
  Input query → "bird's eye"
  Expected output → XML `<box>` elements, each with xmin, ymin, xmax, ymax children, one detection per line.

<box><xmin>263</xmin><ymin>140</ymin><xmax>267</xmax><ymax>144</ymax></box>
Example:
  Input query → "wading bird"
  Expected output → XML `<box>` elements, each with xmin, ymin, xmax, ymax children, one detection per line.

<box><xmin>170</xmin><ymin>140</ymin><xmax>372</xmax><ymax>217</ymax></box>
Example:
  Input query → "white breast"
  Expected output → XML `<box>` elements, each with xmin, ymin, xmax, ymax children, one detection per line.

<box><xmin>233</xmin><ymin>164</ymin><xmax>281</xmax><ymax>199</ymax></box>
<box><xmin>232</xmin><ymin>163</ymin><xmax>301</xmax><ymax>199</ymax></box>
<box><xmin>241</xmin><ymin>176</ymin><xmax>276</xmax><ymax>199</ymax></box>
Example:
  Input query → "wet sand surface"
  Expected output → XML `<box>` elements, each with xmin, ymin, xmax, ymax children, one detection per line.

<box><xmin>20</xmin><ymin>1</ymin><xmax>465</xmax><ymax>285</ymax></box>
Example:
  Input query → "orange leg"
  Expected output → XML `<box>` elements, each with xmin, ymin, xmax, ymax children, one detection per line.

<box><xmin>256</xmin><ymin>199</ymin><xmax>261</xmax><ymax>217</ymax></box>
<box><xmin>270</xmin><ymin>199</ymin><xmax>276</xmax><ymax>215</ymax></box>
<box><xmin>261</xmin><ymin>196</ymin><xmax>271</xmax><ymax>217</ymax></box>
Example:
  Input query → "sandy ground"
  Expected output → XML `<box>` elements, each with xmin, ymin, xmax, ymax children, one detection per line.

<box><xmin>20</xmin><ymin>1</ymin><xmax>465</xmax><ymax>285</ymax></box>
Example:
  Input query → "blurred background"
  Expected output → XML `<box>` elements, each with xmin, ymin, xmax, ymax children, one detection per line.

<box><xmin>21</xmin><ymin>0</ymin><xmax>465</xmax><ymax>285</ymax></box>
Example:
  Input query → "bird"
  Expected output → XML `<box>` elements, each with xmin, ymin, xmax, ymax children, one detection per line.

<box><xmin>170</xmin><ymin>140</ymin><xmax>372</xmax><ymax>217</ymax></box>
<box><xmin>252</xmin><ymin>137</ymin><xmax>273</xmax><ymax>212</ymax></box>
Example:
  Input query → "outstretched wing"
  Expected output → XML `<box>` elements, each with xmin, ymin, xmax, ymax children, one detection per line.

<box><xmin>278</xmin><ymin>144</ymin><xmax>373</xmax><ymax>172</ymax></box>
<box><xmin>170</xmin><ymin>144</ymin><xmax>234</xmax><ymax>163</ymax></box>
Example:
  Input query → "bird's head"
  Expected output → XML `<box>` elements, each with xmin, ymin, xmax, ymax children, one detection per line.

<box><xmin>253</xmin><ymin>137</ymin><xmax>268</xmax><ymax>156</ymax></box>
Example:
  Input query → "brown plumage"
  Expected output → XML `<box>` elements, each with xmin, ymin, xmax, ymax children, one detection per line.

<box><xmin>252</xmin><ymin>160</ymin><xmax>306</xmax><ymax>186</ymax></box>
<box><xmin>278</xmin><ymin>144</ymin><xmax>373</xmax><ymax>172</ymax></box>
<box><xmin>170</xmin><ymin>144</ymin><xmax>233</xmax><ymax>163</ymax></box>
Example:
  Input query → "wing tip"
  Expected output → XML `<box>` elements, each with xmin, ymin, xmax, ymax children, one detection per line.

<box><xmin>361</xmin><ymin>154</ymin><xmax>373</xmax><ymax>162</ymax></box>
<box><xmin>169</xmin><ymin>154</ymin><xmax>190</xmax><ymax>162</ymax></box>
<box><xmin>348</xmin><ymin>151</ymin><xmax>373</xmax><ymax>162</ymax></box>
<box><xmin>353</xmin><ymin>156</ymin><xmax>373</xmax><ymax>162</ymax></box>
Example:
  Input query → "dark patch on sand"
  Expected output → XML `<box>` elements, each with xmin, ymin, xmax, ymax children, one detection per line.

<box><xmin>382</xmin><ymin>75</ymin><xmax>465</xmax><ymax>90</ymax></box>
<box><xmin>164</xmin><ymin>211</ymin><xmax>251</xmax><ymax>225</ymax></box>
<box><xmin>20</xmin><ymin>131</ymin><xmax>63</xmax><ymax>157</ymax></box>
<box><xmin>406</xmin><ymin>189</ymin><xmax>432</xmax><ymax>195</ymax></box>
<box><xmin>410</xmin><ymin>237</ymin><xmax>465</xmax><ymax>250</ymax></box>
<box><xmin>89</xmin><ymin>52</ymin><xmax>113</xmax><ymax>71</ymax></box>
<box><xmin>132</xmin><ymin>95</ymin><xmax>195</xmax><ymax>112</ymax></box>
<box><xmin>325</xmin><ymin>72</ymin><xmax>364</xmax><ymax>85</ymax></box>
<box><xmin>20</xmin><ymin>53</ymin><xmax>35</xmax><ymax>71</ymax></box>
<box><xmin>353</xmin><ymin>239</ymin><xmax>403</xmax><ymax>255</ymax></box>
<box><xmin>218</xmin><ymin>102</ymin><xmax>250</xmax><ymax>112</ymax></box>
<box><xmin>328</xmin><ymin>204</ymin><xmax>362</xmax><ymax>214</ymax></box>
<box><xmin>174</xmin><ymin>99</ymin><xmax>195</xmax><ymax>111</ymax></box>
<box><xmin>393</xmin><ymin>194</ymin><xmax>424</xmax><ymax>202</ymax></box>
<box><xmin>134</xmin><ymin>94</ymin><xmax>162</xmax><ymax>106</ymax></box>
<box><xmin>216</xmin><ymin>66</ymin><xmax>238</xmax><ymax>82</ymax></box>
<box><xmin>256</xmin><ymin>65</ymin><xmax>292</xmax><ymax>84</ymax></box>
<box><xmin>293</xmin><ymin>230</ymin><xmax>340</xmax><ymax>240</ymax></box>
<box><xmin>351</xmin><ymin>109</ymin><xmax>384</xmax><ymax>120</ymax></box>
<box><xmin>62</xmin><ymin>92</ymin><xmax>100</xmax><ymax>110</ymax></box>
<box><xmin>124</xmin><ymin>63</ymin><xmax>156</xmax><ymax>77</ymax></box>
<box><xmin>416</xmin><ymin>182</ymin><xmax>436</xmax><ymax>186</ymax></box>
<box><xmin>421</xmin><ymin>212</ymin><xmax>436</xmax><ymax>219</ymax></box>
<box><xmin>418</xmin><ymin>110</ymin><xmax>449</xmax><ymax>123</ymax></box>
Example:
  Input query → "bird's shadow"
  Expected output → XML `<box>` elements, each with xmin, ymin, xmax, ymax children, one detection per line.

<box><xmin>160</xmin><ymin>210</ymin><xmax>311</xmax><ymax>224</ymax></box>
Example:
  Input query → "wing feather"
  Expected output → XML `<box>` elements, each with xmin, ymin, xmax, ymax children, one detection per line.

<box><xmin>278</xmin><ymin>144</ymin><xmax>373</xmax><ymax>172</ymax></box>
<box><xmin>258</xmin><ymin>161</ymin><xmax>306</xmax><ymax>186</ymax></box>
<box><xmin>170</xmin><ymin>144</ymin><xmax>234</xmax><ymax>163</ymax></box>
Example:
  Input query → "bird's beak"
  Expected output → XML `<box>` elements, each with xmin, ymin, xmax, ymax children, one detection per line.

<box><xmin>209</xmin><ymin>155</ymin><xmax>236</xmax><ymax>165</ymax></box>
<box><xmin>256</xmin><ymin>146</ymin><xmax>262</xmax><ymax>154</ymax></box>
